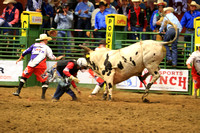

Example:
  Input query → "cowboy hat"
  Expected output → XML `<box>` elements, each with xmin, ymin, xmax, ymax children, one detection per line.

<box><xmin>47</xmin><ymin>28</ymin><xmax>58</xmax><ymax>36</ymax></box>
<box><xmin>3</xmin><ymin>0</ymin><xmax>17</xmax><ymax>4</ymax></box>
<box><xmin>154</xmin><ymin>0</ymin><xmax>167</xmax><ymax>6</ymax></box>
<box><xmin>50</xmin><ymin>0</ymin><xmax>60</xmax><ymax>4</ymax></box>
<box><xmin>188</xmin><ymin>1</ymin><xmax>200</xmax><ymax>9</ymax></box>
<box><xmin>163</xmin><ymin>7</ymin><xmax>174</xmax><ymax>12</ymax></box>
<box><xmin>132</xmin><ymin>0</ymin><xmax>140</xmax><ymax>2</ymax></box>
<box><xmin>36</xmin><ymin>34</ymin><xmax>52</xmax><ymax>41</ymax></box>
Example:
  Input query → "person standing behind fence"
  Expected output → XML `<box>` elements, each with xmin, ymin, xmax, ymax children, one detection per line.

<box><xmin>26</xmin><ymin>0</ymin><xmax>42</xmax><ymax>12</ymax></box>
<box><xmin>105</xmin><ymin>0</ymin><xmax>117</xmax><ymax>14</ymax></box>
<box><xmin>159</xmin><ymin>7</ymin><xmax>182</xmax><ymax>68</ymax></box>
<box><xmin>0</xmin><ymin>0</ymin><xmax>19</xmax><ymax>33</ymax></box>
<box><xmin>54</xmin><ymin>3</ymin><xmax>73</xmax><ymax>55</ymax></box>
<box><xmin>94</xmin><ymin>1</ymin><xmax>111</xmax><ymax>39</ymax></box>
<box><xmin>141</xmin><ymin>0</ymin><xmax>156</xmax><ymax>40</ymax></box>
<box><xmin>151</xmin><ymin>0</ymin><xmax>167</xmax><ymax>41</ymax></box>
<box><xmin>75</xmin><ymin>0</ymin><xmax>94</xmax><ymax>38</ymax></box>
<box><xmin>180</xmin><ymin>1</ymin><xmax>200</xmax><ymax>55</ymax></box>
<box><xmin>13</xmin><ymin>34</ymin><xmax>63</xmax><ymax>99</ymax></box>
<box><xmin>41</xmin><ymin>0</ymin><xmax>54</xmax><ymax>28</ymax></box>
<box><xmin>186</xmin><ymin>45</ymin><xmax>200</xmax><ymax>99</ymax></box>
<box><xmin>127</xmin><ymin>0</ymin><xmax>147</xmax><ymax>40</ymax></box>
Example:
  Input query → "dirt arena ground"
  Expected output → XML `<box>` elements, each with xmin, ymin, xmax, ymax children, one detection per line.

<box><xmin>0</xmin><ymin>86</ymin><xmax>200</xmax><ymax>133</ymax></box>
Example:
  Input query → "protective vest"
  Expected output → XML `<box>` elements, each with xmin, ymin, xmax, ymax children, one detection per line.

<box><xmin>5</xmin><ymin>7</ymin><xmax>16</xmax><ymax>23</ymax></box>
<box><xmin>57</xmin><ymin>60</ymin><xmax>79</xmax><ymax>77</ymax></box>
<box><xmin>130</xmin><ymin>8</ymin><xmax>145</xmax><ymax>26</ymax></box>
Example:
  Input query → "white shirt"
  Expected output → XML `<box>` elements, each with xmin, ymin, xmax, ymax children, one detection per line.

<box><xmin>186</xmin><ymin>50</ymin><xmax>200</xmax><ymax>74</ymax></box>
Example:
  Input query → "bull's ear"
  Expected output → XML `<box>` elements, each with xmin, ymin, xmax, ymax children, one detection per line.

<box><xmin>79</xmin><ymin>45</ymin><xmax>92</xmax><ymax>53</ymax></box>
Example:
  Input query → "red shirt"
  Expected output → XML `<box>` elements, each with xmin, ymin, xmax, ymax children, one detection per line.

<box><xmin>63</xmin><ymin>62</ymin><xmax>77</xmax><ymax>88</ymax></box>
<box><xmin>0</xmin><ymin>6</ymin><xmax>19</xmax><ymax>25</ymax></box>
<box><xmin>127</xmin><ymin>6</ymin><xmax>147</xmax><ymax>28</ymax></box>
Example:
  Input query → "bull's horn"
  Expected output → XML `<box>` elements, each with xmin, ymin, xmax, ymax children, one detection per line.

<box><xmin>79</xmin><ymin>45</ymin><xmax>92</xmax><ymax>53</ymax></box>
<box><xmin>161</xmin><ymin>18</ymin><xmax>178</xmax><ymax>45</ymax></box>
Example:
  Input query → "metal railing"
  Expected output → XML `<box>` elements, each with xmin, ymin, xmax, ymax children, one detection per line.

<box><xmin>0</xmin><ymin>27</ymin><xmax>27</xmax><ymax>60</ymax></box>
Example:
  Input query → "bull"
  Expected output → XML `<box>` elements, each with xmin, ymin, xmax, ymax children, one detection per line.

<box><xmin>80</xmin><ymin>21</ymin><xmax>177</xmax><ymax>102</ymax></box>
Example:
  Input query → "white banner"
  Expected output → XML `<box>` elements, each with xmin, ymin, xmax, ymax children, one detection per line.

<box><xmin>0</xmin><ymin>60</ymin><xmax>23</xmax><ymax>82</ymax></box>
<box><xmin>117</xmin><ymin>69</ymin><xmax>189</xmax><ymax>92</ymax></box>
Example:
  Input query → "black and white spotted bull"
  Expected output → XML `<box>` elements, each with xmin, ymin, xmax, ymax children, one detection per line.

<box><xmin>80</xmin><ymin>21</ymin><xmax>177</xmax><ymax>102</ymax></box>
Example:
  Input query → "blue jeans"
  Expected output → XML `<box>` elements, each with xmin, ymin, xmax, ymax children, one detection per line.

<box><xmin>53</xmin><ymin>84</ymin><xmax>76</xmax><ymax>100</ymax></box>
<box><xmin>164</xmin><ymin>28</ymin><xmax>179</xmax><ymax>66</ymax></box>
<box><xmin>130</xmin><ymin>26</ymin><xmax>145</xmax><ymax>40</ymax></box>
<box><xmin>77</xmin><ymin>18</ymin><xmax>91</xmax><ymax>37</ymax></box>
<box><xmin>57</xmin><ymin>31</ymin><xmax>71</xmax><ymax>55</ymax></box>
<box><xmin>0</xmin><ymin>18</ymin><xmax>12</xmax><ymax>33</ymax></box>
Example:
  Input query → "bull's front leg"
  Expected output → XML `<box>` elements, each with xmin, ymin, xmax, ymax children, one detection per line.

<box><xmin>103</xmin><ymin>70</ymin><xmax>115</xmax><ymax>101</ymax></box>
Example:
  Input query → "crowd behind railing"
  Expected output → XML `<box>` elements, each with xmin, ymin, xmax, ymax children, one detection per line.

<box><xmin>0</xmin><ymin>0</ymin><xmax>200</xmax><ymax>67</ymax></box>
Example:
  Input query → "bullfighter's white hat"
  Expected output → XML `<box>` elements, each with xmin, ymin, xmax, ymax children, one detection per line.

<box><xmin>36</xmin><ymin>34</ymin><xmax>52</xmax><ymax>41</ymax></box>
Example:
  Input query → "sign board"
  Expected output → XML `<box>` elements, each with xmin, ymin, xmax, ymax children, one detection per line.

<box><xmin>0</xmin><ymin>60</ymin><xmax>23</xmax><ymax>82</ymax></box>
<box><xmin>106</xmin><ymin>17</ymin><xmax>114</xmax><ymax>49</ymax></box>
<box><xmin>106</xmin><ymin>14</ymin><xmax>127</xmax><ymax>26</ymax></box>
<box><xmin>117</xmin><ymin>69</ymin><xmax>189</xmax><ymax>92</ymax></box>
<box><xmin>194</xmin><ymin>17</ymin><xmax>200</xmax><ymax>46</ymax></box>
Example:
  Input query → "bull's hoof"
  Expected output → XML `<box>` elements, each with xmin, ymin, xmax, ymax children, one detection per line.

<box><xmin>108</xmin><ymin>95</ymin><xmax>112</xmax><ymax>101</ymax></box>
<box><xmin>102</xmin><ymin>93</ymin><xmax>107</xmax><ymax>100</ymax></box>
<box><xmin>143</xmin><ymin>98</ymin><xmax>150</xmax><ymax>103</ymax></box>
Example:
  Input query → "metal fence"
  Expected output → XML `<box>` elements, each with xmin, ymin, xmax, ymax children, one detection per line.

<box><xmin>0</xmin><ymin>27</ymin><xmax>193</xmax><ymax>94</ymax></box>
<box><xmin>0</xmin><ymin>27</ymin><xmax>27</xmax><ymax>60</ymax></box>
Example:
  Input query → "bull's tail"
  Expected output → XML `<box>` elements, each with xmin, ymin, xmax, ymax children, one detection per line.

<box><xmin>160</xmin><ymin>18</ymin><xmax>178</xmax><ymax>45</ymax></box>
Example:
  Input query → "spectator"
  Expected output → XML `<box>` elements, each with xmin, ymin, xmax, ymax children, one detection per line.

<box><xmin>51</xmin><ymin>0</ymin><xmax>61</xmax><ymax>28</ymax></box>
<box><xmin>26</xmin><ymin>0</ymin><xmax>42</xmax><ymax>12</ymax></box>
<box><xmin>151</xmin><ymin>0</ymin><xmax>167</xmax><ymax>40</ymax></box>
<box><xmin>115</xmin><ymin>0</ymin><xmax>122</xmax><ymax>11</ymax></box>
<box><xmin>51</xmin><ymin>58</ymin><xmax>87</xmax><ymax>102</ymax></box>
<box><xmin>141</xmin><ymin>0</ymin><xmax>156</xmax><ymax>40</ymax></box>
<box><xmin>180</xmin><ymin>1</ymin><xmax>200</xmax><ymax>54</ymax></box>
<box><xmin>75</xmin><ymin>0</ymin><xmax>94</xmax><ymax>38</ymax></box>
<box><xmin>118</xmin><ymin>0</ymin><xmax>129</xmax><ymax>17</ymax></box>
<box><xmin>159</xmin><ymin>7</ymin><xmax>182</xmax><ymax>67</ymax></box>
<box><xmin>13</xmin><ymin>34</ymin><xmax>63</xmax><ymax>99</ymax></box>
<box><xmin>172</xmin><ymin>0</ymin><xmax>187</xmax><ymax>16</ymax></box>
<box><xmin>54</xmin><ymin>3</ymin><xmax>73</xmax><ymax>55</ymax></box>
<box><xmin>94</xmin><ymin>1</ymin><xmax>111</xmax><ymax>39</ymax></box>
<box><xmin>0</xmin><ymin>0</ymin><xmax>19</xmax><ymax>33</ymax></box>
<box><xmin>127</xmin><ymin>0</ymin><xmax>147</xmax><ymax>40</ymax></box>
<box><xmin>14</xmin><ymin>1</ymin><xmax>23</xmax><ymax>27</ymax></box>
<box><xmin>41</xmin><ymin>0</ymin><xmax>54</xmax><ymax>28</ymax></box>
<box><xmin>105</xmin><ymin>0</ymin><xmax>117</xmax><ymax>14</ymax></box>
<box><xmin>94</xmin><ymin>0</ymin><xmax>101</xmax><ymax>9</ymax></box>
<box><xmin>186</xmin><ymin>45</ymin><xmax>200</xmax><ymax>99</ymax></box>
<box><xmin>91</xmin><ymin>0</ymin><xmax>100</xmax><ymax>29</ymax></box>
